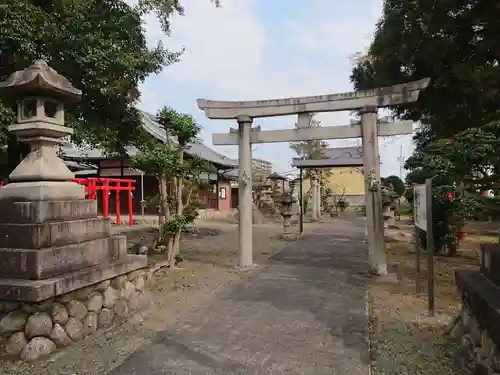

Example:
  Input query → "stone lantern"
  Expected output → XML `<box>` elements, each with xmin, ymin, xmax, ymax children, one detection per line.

<box><xmin>0</xmin><ymin>59</ymin><xmax>84</xmax><ymax>201</ymax></box>
<box><xmin>260</xmin><ymin>180</ymin><xmax>274</xmax><ymax>203</ymax></box>
<box><xmin>278</xmin><ymin>193</ymin><xmax>298</xmax><ymax>241</ymax></box>
<box><xmin>0</xmin><ymin>61</ymin><xmax>146</xmax><ymax>329</ymax></box>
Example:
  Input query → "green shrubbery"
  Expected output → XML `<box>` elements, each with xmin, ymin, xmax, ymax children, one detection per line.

<box><xmin>335</xmin><ymin>199</ymin><xmax>349</xmax><ymax>212</ymax></box>
<box><xmin>407</xmin><ymin>185</ymin><xmax>481</xmax><ymax>256</ymax></box>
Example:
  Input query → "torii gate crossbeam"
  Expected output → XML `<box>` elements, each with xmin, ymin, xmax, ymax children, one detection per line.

<box><xmin>212</xmin><ymin>120</ymin><xmax>413</xmax><ymax>145</ymax></box>
<box><xmin>197</xmin><ymin>79</ymin><xmax>430</xmax><ymax>276</ymax></box>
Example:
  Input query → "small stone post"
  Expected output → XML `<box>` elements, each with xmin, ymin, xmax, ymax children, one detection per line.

<box><xmin>311</xmin><ymin>174</ymin><xmax>319</xmax><ymax>221</ymax></box>
<box><xmin>316</xmin><ymin>180</ymin><xmax>322</xmax><ymax>216</ymax></box>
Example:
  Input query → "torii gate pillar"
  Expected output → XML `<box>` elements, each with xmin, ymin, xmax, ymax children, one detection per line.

<box><xmin>360</xmin><ymin>107</ymin><xmax>387</xmax><ymax>275</ymax></box>
<box><xmin>237</xmin><ymin>115</ymin><xmax>254</xmax><ymax>267</ymax></box>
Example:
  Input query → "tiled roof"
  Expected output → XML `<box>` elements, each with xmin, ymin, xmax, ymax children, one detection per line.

<box><xmin>61</xmin><ymin>110</ymin><xmax>238</xmax><ymax>169</ymax></box>
<box><xmin>141</xmin><ymin>111</ymin><xmax>237</xmax><ymax>168</ymax></box>
<box><xmin>292</xmin><ymin>146</ymin><xmax>363</xmax><ymax>168</ymax></box>
<box><xmin>324</xmin><ymin>146</ymin><xmax>363</xmax><ymax>164</ymax></box>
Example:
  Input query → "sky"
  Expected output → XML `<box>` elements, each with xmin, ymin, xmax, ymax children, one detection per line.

<box><xmin>134</xmin><ymin>0</ymin><xmax>415</xmax><ymax>179</ymax></box>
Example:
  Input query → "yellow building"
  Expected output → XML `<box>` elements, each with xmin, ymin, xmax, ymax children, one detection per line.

<box><xmin>298</xmin><ymin>147</ymin><xmax>366</xmax><ymax>206</ymax></box>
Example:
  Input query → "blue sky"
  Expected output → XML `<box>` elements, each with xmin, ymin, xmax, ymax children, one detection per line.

<box><xmin>135</xmin><ymin>0</ymin><xmax>415</xmax><ymax>179</ymax></box>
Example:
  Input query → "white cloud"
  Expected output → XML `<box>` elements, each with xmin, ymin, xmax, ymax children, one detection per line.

<box><xmin>136</xmin><ymin>0</ymin><xmax>410</xmax><ymax>177</ymax></box>
<box><xmin>140</xmin><ymin>0</ymin><xmax>382</xmax><ymax>100</ymax></box>
<box><xmin>143</xmin><ymin>0</ymin><xmax>265</xmax><ymax>94</ymax></box>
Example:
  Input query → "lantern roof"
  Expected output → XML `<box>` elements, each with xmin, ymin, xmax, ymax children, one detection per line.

<box><xmin>0</xmin><ymin>60</ymin><xmax>81</xmax><ymax>102</ymax></box>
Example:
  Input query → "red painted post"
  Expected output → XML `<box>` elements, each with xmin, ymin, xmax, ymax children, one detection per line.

<box><xmin>102</xmin><ymin>179</ymin><xmax>109</xmax><ymax>218</ymax></box>
<box><xmin>128</xmin><ymin>181</ymin><xmax>133</xmax><ymax>226</ymax></box>
<box><xmin>115</xmin><ymin>181</ymin><xmax>121</xmax><ymax>225</ymax></box>
<box><xmin>88</xmin><ymin>178</ymin><xmax>97</xmax><ymax>200</ymax></box>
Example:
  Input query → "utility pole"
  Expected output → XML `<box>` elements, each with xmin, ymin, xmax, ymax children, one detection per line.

<box><xmin>398</xmin><ymin>144</ymin><xmax>405</xmax><ymax>180</ymax></box>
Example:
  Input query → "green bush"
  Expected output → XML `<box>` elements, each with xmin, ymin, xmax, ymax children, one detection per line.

<box><xmin>302</xmin><ymin>193</ymin><xmax>309</xmax><ymax>208</ymax></box>
<box><xmin>335</xmin><ymin>199</ymin><xmax>349</xmax><ymax>212</ymax></box>
<box><xmin>395</xmin><ymin>204</ymin><xmax>412</xmax><ymax>217</ymax></box>
<box><xmin>174</xmin><ymin>253</ymin><xmax>184</xmax><ymax>265</ymax></box>
<box><xmin>412</xmin><ymin>185</ymin><xmax>480</xmax><ymax>256</ymax></box>
<box><xmin>183</xmin><ymin>205</ymin><xmax>199</xmax><ymax>224</ymax></box>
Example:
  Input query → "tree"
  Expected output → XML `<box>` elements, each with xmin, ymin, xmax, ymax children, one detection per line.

<box><xmin>351</xmin><ymin>0</ymin><xmax>500</xmax><ymax>253</ymax></box>
<box><xmin>0</xmin><ymin>0</ymin><xmax>220</xmax><ymax>177</ymax></box>
<box><xmin>132</xmin><ymin>140</ymin><xmax>181</xmax><ymax>239</ymax></box>
<box><xmin>289</xmin><ymin>115</ymin><xmax>328</xmax><ymax>169</ymax></box>
<box><xmin>382</xmin><ymin>175</ymin><xmax>405</xmax><ymax>197</ymax></box>
<box><xmin>351</xmin><ymin>0</ymin><xmax>500</xmax><ymax>137</ymax></box>
<box><xmin>289</xmin><ymin>114</ymin><xmax>332</xmax><ymax>195</ymax></box>
<box><xmin>350</xmin><ymin>0</ymin><xmax>500</xmax><ymax>182</ymax></box>
<box><xmin>403</xmin><ymin>128</ymin><xmax>498</xmax><ymax>255</ymax></box>
<box><xmin>133</xmin><ymin>106</ymin><xmax>213</xmax><ymax>267</ymax></box>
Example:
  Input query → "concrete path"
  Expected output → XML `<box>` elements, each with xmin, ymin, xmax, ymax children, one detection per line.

<box><xmin>109</xmin><ymin>219</ymin><xmax>370</xmax><ymax>375</ymax></box>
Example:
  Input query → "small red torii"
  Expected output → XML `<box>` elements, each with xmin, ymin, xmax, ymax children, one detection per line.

<box><xmin>73</xmin><ymin>177</ymin><xmax>136</xmax><ymax>225</ymax></box>
<box><xmin>0</xmin><ymin>177</ymin><xmax>136</xmax><ymax>226</ymax></box>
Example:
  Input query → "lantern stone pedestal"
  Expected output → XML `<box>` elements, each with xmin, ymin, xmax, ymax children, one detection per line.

<box><xmin>0</xmin><ymin>61</ymin><xmax>148</xmax><ymax>361</ymax></box>
<box><xmin>278</xmin><ymin>194</ymin><xmax>298</xmax><ymax>241</ymax></box>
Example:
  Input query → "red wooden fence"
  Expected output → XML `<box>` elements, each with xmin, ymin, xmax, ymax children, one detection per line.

<box><xmin>0</xmin><ymin>178</ymin><xmax>136</xmax><ymax>225</ymax></box>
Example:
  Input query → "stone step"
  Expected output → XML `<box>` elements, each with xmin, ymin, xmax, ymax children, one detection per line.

<box><xmin>0</xmin><ymin>200</ymin><xmax>98</xmax><ymax>224</ymax></box>
<box><xmin>480</xmin><ymin>243</ymin><xmax>500</xmax><ymax>286</ymax></box>
<box><xmin>0</xmin><ymin>235</ymin><xmax>128</xmax><ymax>280</ymax></box>
<box><xmin>0</xmin><ymin>254</ymin><xmax>147</xmax><ymax>302</ymax></box>
<box><xmin>455</xmin><ymin>269</ymin><xmax>500</xmax><ymax>349</ymax></box>
<box><xmin>0</xmin><ymin>217</ymin><xmax>111</xmax><ymax>249</ymax></box>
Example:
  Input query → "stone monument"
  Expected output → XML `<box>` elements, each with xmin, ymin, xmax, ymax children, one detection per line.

<box><xmin>0</xmin><ymin>61</ymin><xmax>148</xmax><ymax>360</ymax></box>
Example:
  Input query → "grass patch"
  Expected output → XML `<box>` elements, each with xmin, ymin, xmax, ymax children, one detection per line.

<box><xmin>369</xmin><ymin>231</ymin><xmax>480</xmax><ymax>375</ymax></box>
<box><xmin>464</xmin><ymin>234</ymin><xmax>497</xmax><ymax>244</ymax></box>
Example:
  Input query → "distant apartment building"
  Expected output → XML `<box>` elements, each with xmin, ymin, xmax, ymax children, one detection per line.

<box><xmin>252</xmin><ymin>158</ymin><xmax>272</xmax><ymax>174</ymax></box>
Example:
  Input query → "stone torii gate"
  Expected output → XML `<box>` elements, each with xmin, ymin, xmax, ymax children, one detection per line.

<box><xmin>197</xmin><ymin>79</ymin><xmax>430</xmax><ymax>274</ymax></box>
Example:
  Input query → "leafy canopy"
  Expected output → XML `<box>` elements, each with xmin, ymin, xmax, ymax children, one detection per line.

<box><xmin>132</xmin><ymin>106</ymin><xmax>202</xmax><ymax>177</ymax></box>
<box><xmin>289</xmin><ymin>115</ymin><xmax>331</xmax><ymax>180</ymax></box>
<box><xmin>382</xmin><ymin>175</ymin><xmax>405</xmax><ymax>197</ymax></box>
<box><xmin>351</xmin><ymin>0</ymin><xmax>500</xmax><ymax>136</ymax></box>
<box><xmin>0</xmin><ymin>0</ymin><xmax>219</xmax><ymax>153</ymax></box>
<box><xmin>157</xmin><ymin>106</ymin><xmax>200</xmax><ymax>147</ymax></box>
<box><xmin>351</xmin><ymin>0</ymin><xmax>500</xmax><ymax>253</ymax></box>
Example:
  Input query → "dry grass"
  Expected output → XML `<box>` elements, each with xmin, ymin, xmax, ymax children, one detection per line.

<box><xmin>369</xmin><ymin>230</ymin><xmax>486</xmax><ymax>375</ymax></box>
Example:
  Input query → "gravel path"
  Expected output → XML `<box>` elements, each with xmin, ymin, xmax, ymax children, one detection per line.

<box><xmin>111</xmin><ymin>219</ymin><xmax>370</xmax><ymax>375</ymax></box>
<box><xmin>2</xmin><ymin>219</ymin><xmax>370</xmax><ymax>375</ymax></box>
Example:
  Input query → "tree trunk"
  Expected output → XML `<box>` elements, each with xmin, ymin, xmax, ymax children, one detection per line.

<box><xmin>158</xmin><ymin>173</ymin><xmax>170</xmax><ymax>243</ymax></box>
<box><xmin>169</xmin><ymin>153</ymin><xmax>185</xmax><ymax>267</ymax></box>
<box><xmin>166</xmin><ymin>235</ymin><xmax>174</xmax><ymax>264</ymax></box>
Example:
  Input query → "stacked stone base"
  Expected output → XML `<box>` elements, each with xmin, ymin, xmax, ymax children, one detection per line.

<box><xmin>0</xmin><ymin>198</ymin><xmax>149</xmax><ymax>361</ymax></box>
<box><xmin>453</xmin><ymin>243</ymin><xmax>500</xmax><ymax>373</ymax></box>
<box><xmin>0</xmin><ymin>269</ymin><xmax>150</xmax><ymax>361</ymax></box>
<box><xmin>450</xmin><ymin>303</ymin><xmax>500</xmax><ymax>374</ymax></box>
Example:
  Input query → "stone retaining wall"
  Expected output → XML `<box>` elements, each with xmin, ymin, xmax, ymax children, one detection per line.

<box><xmin>0</xmin><ymin>268</ymin><xmax>150</xmax><ymax>361</ymax></box>
<box><xmin>450</xmin><ymin>303</ymin><xmax>500</xmax><ymax>373</ymax></box>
